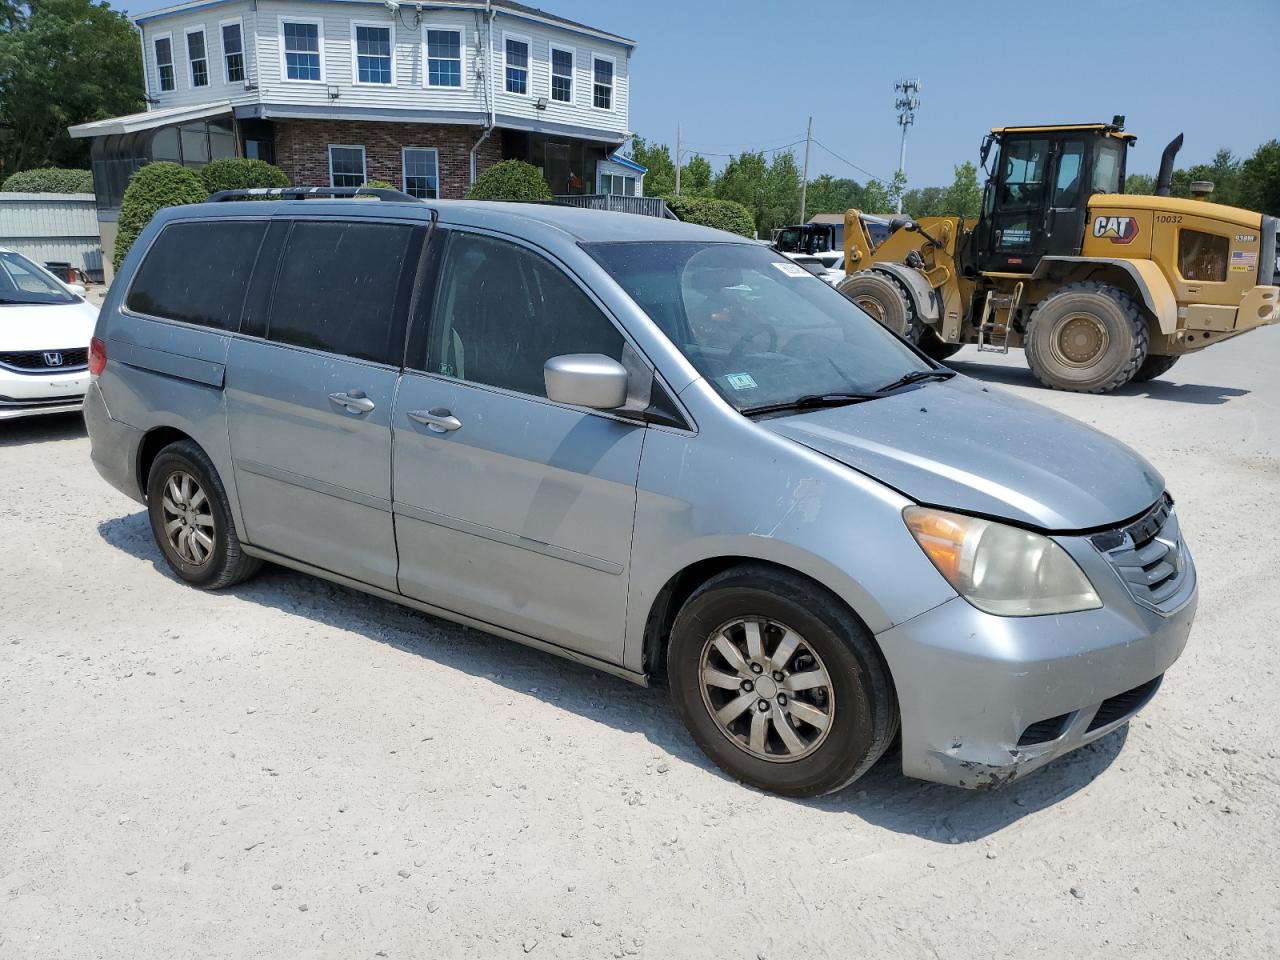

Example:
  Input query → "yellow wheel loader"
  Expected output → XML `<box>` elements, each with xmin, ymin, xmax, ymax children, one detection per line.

<box><xmin>837</xmin><ymin>121</ymin><xmax>1280</xmax><ymax>392</ymax></box>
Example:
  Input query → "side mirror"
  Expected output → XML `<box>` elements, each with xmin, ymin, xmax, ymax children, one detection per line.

<box><xmin>544</xmin><ymin>354</ymin><xmax>629</xmax><ymax>409</ymax></box>
<box><xmin>67</xmin><ymin>283</ymin><xmax>87</xmax><ymax>297</ymax></box>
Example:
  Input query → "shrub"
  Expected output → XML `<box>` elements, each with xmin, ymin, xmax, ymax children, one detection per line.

<box><xmin>197</xmin><ymin>158</ymin><xmax>290</xmax><ymax>194</ymax></box>
<box><xmin>362</xmin><ymin>179</ymin><xmax>394</xmax><ymax>189</ymax></box>
<box><xmin>113</xmin><ymin>162</ymin><xmax>207</xmax><ymax>270</ymax></box>
<box><xmin>1</xmin><ymin>167</ymin><xmax>95</xmax><ymax>194</ymax></box>
<box><xmin>662</xmin><ymin>195</ymin><xmax>756</xmax><ymax>238</ymax></box>
<box><xmin>465</xmin><ymin>160</ymin><xmax>553</xmax><ymax>201</ymax></box>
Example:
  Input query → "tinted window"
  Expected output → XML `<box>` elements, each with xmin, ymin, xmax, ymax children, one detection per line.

<box><xmin>427</xmin><ymin>232</ymin><xmax>624</xmax><ymax>398</ymax></box>
<box><xmin>268</xmin><ymin>221</ymin><xmax>415</xmax><ymax>364</ymax></box>
<box><xmin>1052</xmin><ymin>140</ymin><xmax>1086</xmax><ymax>208</ymax></box>
<box><xmin>126</xmin><ymin>220</ymin><xmax>266</xmax><ymax>329</ymax></box>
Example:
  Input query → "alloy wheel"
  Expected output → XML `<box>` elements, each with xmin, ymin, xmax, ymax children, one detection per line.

<box><xmin>160</xmin><ymin>470</ymin><xmax>215</xmax><ymax>566</ymax></box>
<box><xmin>698</xmin><ymin>617</ymin><xmax>835</xmax><ymax>763</ymax></box>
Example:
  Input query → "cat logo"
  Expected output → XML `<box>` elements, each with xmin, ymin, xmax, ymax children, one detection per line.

<box><xmin>1092</xmin><ymin>215</ymin><xmax>1140</xmax><ymax>244</ymax></box>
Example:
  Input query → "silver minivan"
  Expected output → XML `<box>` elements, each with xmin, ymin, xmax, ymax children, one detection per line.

<box><xmin>85</xmin><ymin>193</ymin><xmax>1197</xmax><ymax>795</ymax></box>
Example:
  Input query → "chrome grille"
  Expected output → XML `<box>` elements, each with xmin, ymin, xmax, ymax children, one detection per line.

<box><xmin>0</xmin><ymin>348</ymin><xmax>89</xmax><ymax>373</ymax></box>
<box><xmin>1091</xmin><ymin>495</ymin><xmax>1190</xmax><ymax>613</ymax></box>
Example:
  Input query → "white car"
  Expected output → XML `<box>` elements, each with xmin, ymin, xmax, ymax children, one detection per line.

<box><xmin>0</xmin><ymin>248</ymin><xmax>100</xmax><ymax>420</ymax></box>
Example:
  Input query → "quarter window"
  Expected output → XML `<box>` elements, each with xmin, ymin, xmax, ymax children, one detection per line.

<box><xmin>155</xmin><ymin>36</ymin><xmax>175</xmax><ymax>92</ymax></box>
<box><xmin>354</xmin><ymin>24</ymin><xmax>393</xmax><ymax>84</ymax></box>
<box><xmin>187</xmin><ymin>29</ymin><xmax>209</xmax><ymax>88</ymax></box>
<box><xmin>268</xmin><ymin>221</ymin><xmax>415</xmax><ymax>364</ymax></box>
<box><xmin>282</xmin><ymin>20</ymin><xmax>322</xmax><ymax>81</ymax></box>
<box><xmin>550</xmin><ymin>47</ymin><xmax>573</xmax><ymax>102</ymax></box>
<box><xmin>592</xmin><ymin>56</ymin><xmax>613</xmax><ymax>109</ymax></box>
<box><xmin>222</xmin><ymin>22</ymin><xmax>245</xmax><ymax>83</ymax></box>
<box><xmin>504</xmin><ymin>36</ymin><xmax>529</xmax><ymax>94</ymax></box>
<box><xmin>402</xmin><ymin>147</ymin><xmax>439</xmax><ymax>199</ymax></box>
<box><xmin>427</xmin><ymin>231</ymin><xmax>624</xmax><ymax>398</ymax></box>
<box><xmin>328</xmin><ymin>145</ymin><xmax>366</xmax><ymax>187</ymax></box>
<box><xmin>126</xmin><ymin>220</ymin><xmax>267</xmax><ymax>330</ymax></box>
<box><xmin>426</xmin><ymin>28</ymin><xmax>462</xmax><ymax>87</ymax></box>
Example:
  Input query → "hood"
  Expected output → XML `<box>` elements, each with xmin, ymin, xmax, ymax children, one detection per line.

<box><xmin>0</xmin><ymin>300</ymin><xmax>99</xmax><ymax>352</ymax></box>
<box><xmin>764</xmin><ymin>376</ymin><xmax>1164</xmax><ymax>530</ymax></box>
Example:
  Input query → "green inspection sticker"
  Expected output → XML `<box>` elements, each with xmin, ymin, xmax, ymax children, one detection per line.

<box><xmin>725</xmin><ymin>372</ymin><xmax>758</xmax><ymax>390</ymax></box>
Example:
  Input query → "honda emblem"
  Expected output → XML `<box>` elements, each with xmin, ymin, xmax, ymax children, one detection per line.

<box><xmin>43</xmin><ymin>352</ymin><xmax>64</xmax><ymax>367</ymax></box>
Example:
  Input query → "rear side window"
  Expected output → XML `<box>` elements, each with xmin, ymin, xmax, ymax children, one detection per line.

<box><xmin>126</xmin><ymin>220</ymin><xmax>266</xmax><ymax>329</ymax></box>
<box><xmin>267</xmin><ymin>221</ymin><xmax>417</xmax><ymax>364</ymax></box>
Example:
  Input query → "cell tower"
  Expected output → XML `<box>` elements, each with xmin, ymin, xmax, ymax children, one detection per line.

<box><xmin>894</xmin><ymin>78</ymin><xmax>922</xmax><ymax>213</ymax></box>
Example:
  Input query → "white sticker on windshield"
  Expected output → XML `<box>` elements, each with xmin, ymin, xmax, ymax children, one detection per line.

<box><xmin>772</xmin><ymin>261</ymin><xmax>810</xmax><ymax>278</ymax></box>
<box><xmin>725</xmin><ymin>372</ymin><xmax>758</xmax><ymax>391</ymax></box>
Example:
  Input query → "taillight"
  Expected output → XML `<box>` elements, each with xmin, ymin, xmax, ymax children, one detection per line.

<box><xmin>88</xmin><ymin>336</ymin><xmax>107</xmax><ymax>377</ymax></box>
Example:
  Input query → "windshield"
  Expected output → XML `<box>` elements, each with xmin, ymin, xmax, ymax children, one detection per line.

<box><xmin>0</xmin><ymin>251</ymin><xmax>75</xmax><ymax>305</ymax></box>
<box><xmin>587</xmin><ymin>241</ymin><xmax>930</xmax><ymax>412</ymax></box>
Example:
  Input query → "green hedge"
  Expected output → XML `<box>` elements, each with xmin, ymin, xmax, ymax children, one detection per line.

<box><xmin>113</xmin><ymin>162</ymin><xmax>207</xmax><ymax>270</ymax></box>
<box><xmin>198</xmin><ymin>158</ymin><xmax>290</xmax><ymax>194</ymax></box>
<box><xmin>363</xmin><ymin>179</ymin><xmax>394</xmax><ymax>189</ymax></box>
<box><xmin>662</xmin><ymin>195</ymin><xmax>756</xmax><ymax>238</ymax></box>
<box><xmin>466</xmin><ymin>160</ymin><xmax>553</xmax><ymax>201</ymax></box>
<box><xmin>1</xmin><ymin>167</ymin><xmax>95</xmax><ymax>194</ymax></box>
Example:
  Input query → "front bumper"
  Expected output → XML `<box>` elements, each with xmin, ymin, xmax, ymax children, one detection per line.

<box><xmin>0</xmin><ymin>368</ymin><xmax>90</xmax><ymax>420</ymax></box>
<box><xmin>877</xmin><ymin>541</ymin><xmax>1197</xmax><ymax>789</ymax></box>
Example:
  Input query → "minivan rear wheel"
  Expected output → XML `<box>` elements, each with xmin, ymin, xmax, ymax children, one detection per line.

<box><xmin>147</xmin><ymin>440</ymin><xmax>262</xmax><ymax>589</ymax></box>
<box><xmin>668</xmin><ymin>565</ymin><xmax>898</xmax><ymax>796</ymax></box>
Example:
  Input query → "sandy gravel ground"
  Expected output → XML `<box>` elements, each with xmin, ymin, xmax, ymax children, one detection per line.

<box><xmin>2</xmin><ymin>330</ymin><xmax>1279</xmax><ymax>959</ymax></box>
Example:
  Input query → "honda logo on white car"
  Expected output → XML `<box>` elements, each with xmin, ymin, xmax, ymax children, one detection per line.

<box><xmin>43</xmin><ymin>352</ymin><xmax>64</xmax><ymax>367</ymax></box>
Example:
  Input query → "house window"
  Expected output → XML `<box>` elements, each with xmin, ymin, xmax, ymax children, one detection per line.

<box><xmin>155</xmin><ymin>36</ymin><xmax>175</xmax><ymax>92</ymax></box>
<box><xmin>329</xmin><ymin>145</ymin><xmax>366</xmax><ymax>187</ymax></box>
<box><xmin>222</xmin><ymin>21</ymin><xmax>245</xmax><ymax>84</ymax></box>
<box><xmin>550</xmin><ymin>46</ymin><xmax>573</xmax><ymax>103</ymax></box>
<box><xmin>426</xmin><ymin>28</ymin><xmax>462</xmax><ymax>87</ymax></box>
<box><xmin>282</xmin><ymin>20</ymin><xmax>322</xmax><ymax>82</ymax></box>
<box><xmin>353</xmin><ymin>24</ymin><xmax>392</xmax><ymax>85</ymax></box>
<box><xmin>604</xmin><ymin>173</ymin><xmax>636</xmax><ymax>196</ymax></box>
<box><xmin>402</xmin><ymin>148</ymin><xmax>439</xmax><ymax>199</ymax></box>
<box><xmin>592</xmin><ymin>56</ymin><xmax>613</xmax><ymax>110</ymax></box>
<box><xmin>187</xmin><ymin>29</ymin><xmax>209</xmax><ymax>88</ymax></box>
<box><xmin>504</xmin><ymin>36</ymin><xmax>528</xmax><ymax>94</ymax></box>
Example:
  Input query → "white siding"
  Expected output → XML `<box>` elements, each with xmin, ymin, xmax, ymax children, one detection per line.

<box><xmin>139</xmin><ymin>2</ymin><xmax>259</xmax><ymax>109</ymax></box>
<box><xmin>137</xmin><ymin>0</ymin><xmax>630</xmax><ymax>136</ymax></box>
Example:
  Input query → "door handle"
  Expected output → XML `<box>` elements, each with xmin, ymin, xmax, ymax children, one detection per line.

<box><xmin>408</xmin><ymin>407</ymin><xmax>462</xmax><ymax>433</ymax></box>
<box><xmin>329</xmin><ymin>390</ymin><xmax>376</xmax><ymax>413</ymax></box>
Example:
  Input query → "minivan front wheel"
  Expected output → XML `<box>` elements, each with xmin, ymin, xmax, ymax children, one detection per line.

<box><xmin>668</xmin><ymin>565</ymin><xmax>898</xmax><ymax>797</ymax></box>
<box><xmin>147</xmin><ymin>440</ymin><xmax>262</xmax><ymax>590</ymax></box>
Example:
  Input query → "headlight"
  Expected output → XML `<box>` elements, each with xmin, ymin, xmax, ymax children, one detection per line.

<box><xmin>903</xmin><ymin>506</ymin><xmax>1101</xmax><ymax>617</ymax></box>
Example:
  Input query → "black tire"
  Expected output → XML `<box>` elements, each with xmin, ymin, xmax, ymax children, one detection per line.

<box><xmin>919</xmin><ymin>328</ymin><xmax>963</xmax><ymax>361</ymax></box>
<box><xmin>1024</xmin><ymin>282</ymin><xmax>1149</xmax><ymax>393</ymax></box>
<box><xmin>667</xmin><ymin>564</ymin><xmax>898</xmax><ymax>797</ymax></box>
<box><xmin>836</xmin><ymin>272</ymin><xmax>914</xmax><ymax>340</ymax></box>
<box><xmin>146</xmin><ymin>440</ymin><xmax>262</xmax><ymax>589</ymax></box>
<box><xmin>1131</xmin><ymin>353</ymin><xmax>1180</xmax><ymax>383</ymax></box>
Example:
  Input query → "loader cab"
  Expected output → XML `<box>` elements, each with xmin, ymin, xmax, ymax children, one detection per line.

<box><xmin>974</xmin><ymin>123</ymin><xmax>1133</xmax><ymax>274</ymax></box>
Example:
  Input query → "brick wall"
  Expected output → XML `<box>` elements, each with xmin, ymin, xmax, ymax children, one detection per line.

<box><xmin>271</xmin><ymin>120</ymin><xmax>504</xmax><ymax>198</ymax></box>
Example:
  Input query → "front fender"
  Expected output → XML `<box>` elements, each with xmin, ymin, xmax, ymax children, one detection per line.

<box><xmin>1034</xmin><ymin>256</ymin><xmax>1177</xmax><ymax>333</ymax></box>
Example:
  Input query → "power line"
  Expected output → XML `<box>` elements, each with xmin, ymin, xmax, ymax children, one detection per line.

<box><xmin>683</xmin><ymin>138</ymin><xmax>808</xmax><ymax>159</ymax></box>
<box><xmin>810</xmin><ymin>138</ymin><xmax>890</xmax><ymax>185</ymax></box>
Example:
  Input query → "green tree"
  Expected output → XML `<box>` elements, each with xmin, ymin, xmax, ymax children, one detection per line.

<box><xmin>629</xmin><ymin>136</ymin><xmax>675</xmax><ymax>197</ymax></box>
<box><xmin>0</xmin><ymin>0</ymin><xmax>144</xmax><ymax>179</ymax></box>
<box><xmin>860</xmin><ymin>178</ymin><xmax>893</xmax><ymax>214</ymax></box>
<box><xmin>941</xmin><ymin>161</ymin><xmax>982</xmax><ymax>218</ymax></box>
<box><xmin>886</xmin><ymin>170</ymin><xmax>908</xmax><ymax>214</ymax></box>
<box><xmin>712</xmin><ymin>150</ymin><xmax>768</xmax><ymax>229</ymax></box>
<box><xmin>804</xmin><ymin>175</ymin><xmax>866</xmax><ymax>216</ymax></box>
<box><xmin>1125</xmin><ymin>173</ymin><xmax>1156</xmax><ymax>195</ymax></box>
<box><xmin>903</xmin><ymin>186</ymin><xmax>945</xmax><ymax>218</ymax></box>
<box><xmin>679</xmin><ymin>154</ymin><xmax>712</xmax><ymax>196</ymax></box>
<box><xmin>760</xmin><ymin>150</ymin><xmax>801</xmax><ymax>235</ymax></box>
<box><xmin>113</xmin><ymin>162</ymin><xmax>207</xmax><ymax>270</ymax></box>
<box><xmin>1237</xmin><ymin>140</ymin><xmax>1280</xmax><ymax>217</ymax></box>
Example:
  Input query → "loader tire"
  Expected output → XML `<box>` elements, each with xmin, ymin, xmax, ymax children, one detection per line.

<box><xmin>1024</xmin><ymin>282</ymin><xmax>1148</xmax><ymax>393</ymax></box>
<box><xmin>837</xmin><ymin>272</ymin><xmax>914</xmax><ymax>341</ymax></box>
<box><xmin>919</xmin><ymin>329</ymin><xmax>963</xmax><ymax>361</ymax></box>
<box><xmin>1132</xmin><ymin>354</ymin><xmax>1180</xmax><ymax>383</ymax></box>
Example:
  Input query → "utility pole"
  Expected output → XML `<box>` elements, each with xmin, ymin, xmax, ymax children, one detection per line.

<box><xmin>799</xmin><ymin>115</ymin><xmax>812</xmax><ymax>224</ymax></box>
<box><xmin>674</xmin><ymin>124</ymin><xmax>682</xmax><ymax>196</ymax></box>
<box><xmin>894</xmin><ymin>78</ymin><xmax>921</xmax><ymax>213</ymax></box>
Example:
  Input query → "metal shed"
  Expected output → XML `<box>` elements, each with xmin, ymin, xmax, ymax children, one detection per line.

<box><xmin>0</xmin><ymin>192</ymin><xmax>104</xmax><ymax>282</ymax></box>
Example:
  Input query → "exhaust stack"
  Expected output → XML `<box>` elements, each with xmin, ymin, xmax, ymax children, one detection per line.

<box><xmin>1155</xmin><ymin>133</ymin><xmax>1184</xmax><ymax>197</ymax></box>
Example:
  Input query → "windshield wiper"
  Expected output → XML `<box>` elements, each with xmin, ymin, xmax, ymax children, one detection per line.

<box><xmin>742</xmin><ymin>392</ymin><xmax>881</xmax><ymax>417</ymax></box>
<box><xmin>875</xmin><ymin>368</ymin><xmax>956</xmax><ymax>394</ymax></box>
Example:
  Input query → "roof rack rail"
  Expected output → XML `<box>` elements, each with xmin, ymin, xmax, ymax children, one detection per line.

<box><xmin>205</xmin><ymin>186</ymin><xmax>422</xmax><ymax>203</ymax></box>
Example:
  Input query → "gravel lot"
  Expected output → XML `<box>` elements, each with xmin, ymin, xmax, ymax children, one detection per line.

<box><xmin>3</xmin><ymin>330</ymin><xmax>1278</xmax><ymax>959</ymax></box>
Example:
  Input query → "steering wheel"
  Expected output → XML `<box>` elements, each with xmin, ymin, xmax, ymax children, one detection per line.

<box><xmin>725</xmin><ymin>322</ymin><xmax>779</xmax><ymax>368</ymax></box>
